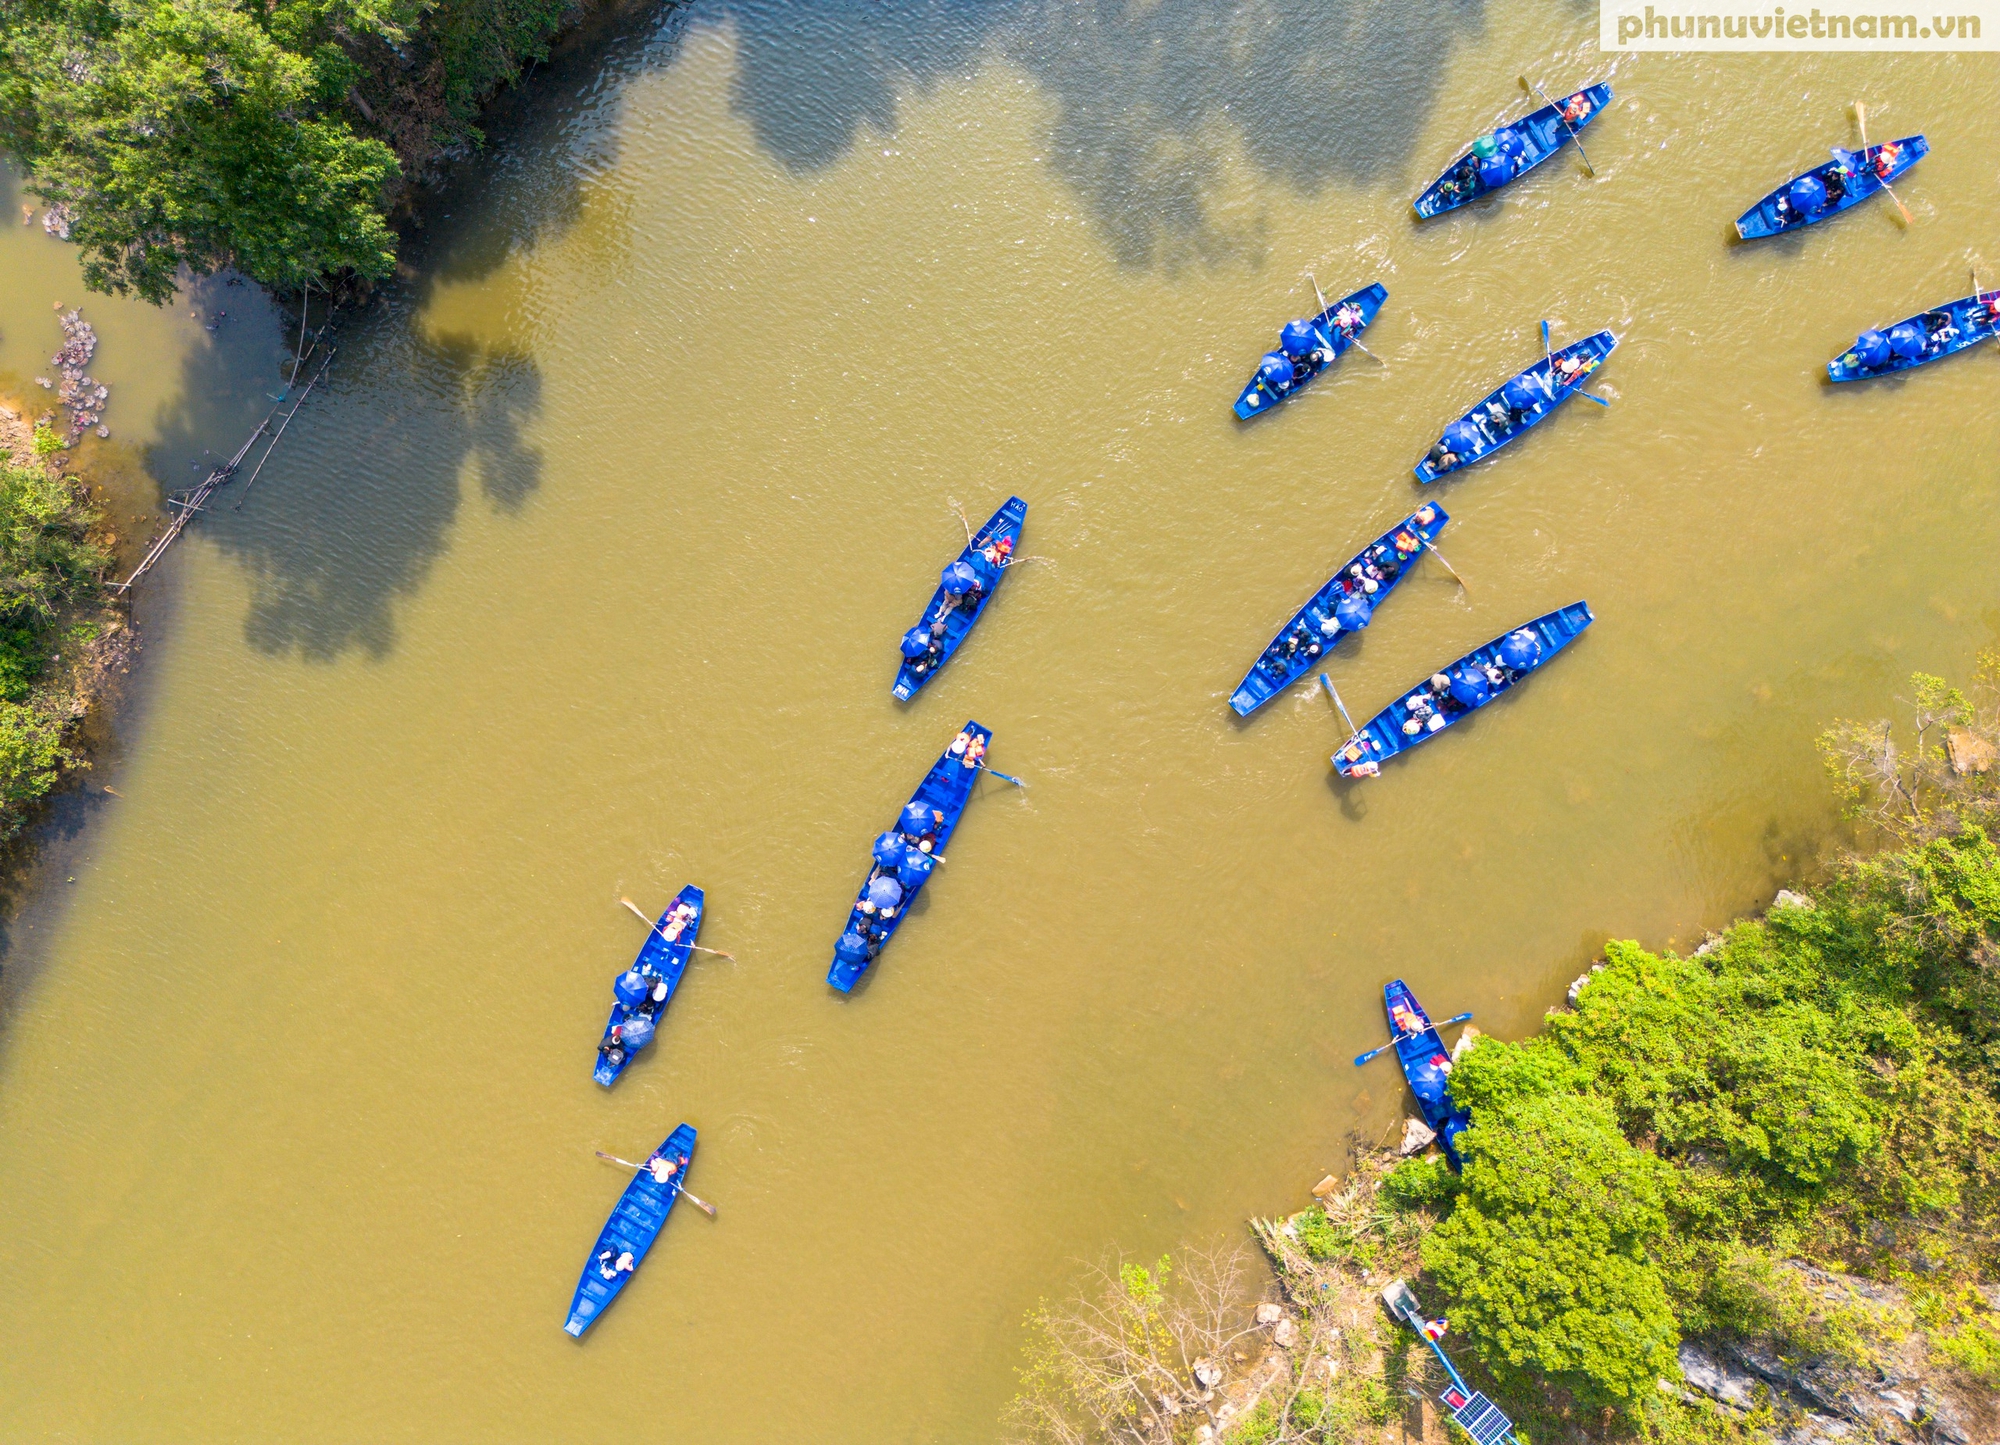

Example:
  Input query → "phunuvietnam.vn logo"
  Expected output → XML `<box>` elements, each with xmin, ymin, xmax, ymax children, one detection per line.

<box><xmin>1603</xmin><ymin>2</ymin><xmax>1997</xmax><ymax>47</ymax></box>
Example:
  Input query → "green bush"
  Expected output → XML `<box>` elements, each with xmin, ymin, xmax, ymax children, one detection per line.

<box><xmin>1378</xmin><ymin>1153</ymin><xmax>1458</xmax><ymax>1213</ymax></box>
<box><xmin>0</xmin><ymin>697</ymin><xmax>74</xmax><ymax>816</ymax></box>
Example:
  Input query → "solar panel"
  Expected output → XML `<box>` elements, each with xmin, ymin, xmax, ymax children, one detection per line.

<box><xmin>1447</xmin><ymin>1391</ymin><xmax>1515</xmax><ymax>1445</ymax></box>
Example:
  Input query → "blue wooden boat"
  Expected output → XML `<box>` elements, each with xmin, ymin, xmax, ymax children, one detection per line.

<box><xmin>1233</xmin><ymin>283</ymin><xmax>1388</xmax><ymax>420</ymax></box>
<box><xmin>1412</xmin><ymin>83</ymin><xmax>1611</xmax><ymax>218</ymax></box>
<box><xmin>564</xmin><ymin>1123</ymin><xmax>697</xmax><ymax>1337</ymax></box>
<box><xmin>1229</xmin><ymin>503</ymin><xmax>1449</xmax><ymax>718</ymax></box>
<box><xmin>1383</xmin><ymin>980</ymin><xmax>1471</xmax><ymax>1170</ymax></box>
<box><xmin>1735</xmin><ymin>136</ymin><xmax>1926</xmax><ymax>239</ymax></box>
<box><xmin>828</xmin><ymin>722</ymin><xmax>990</xmax><ymax>992</ymax></box>
<box><xmin>593</xmin><ymin>885</ymin><xmax>703</xmax><ymax>1087</ymax></box>
<box><xmin>1828</xmin><ymin>289</ymin><xmax>1997</xmax><ymax>381</ymax></box>
<box><xmin>1332</xmin><ymin>602</ymin><xmax>1593</xmax><ymax>777</ymax></box>
<box><xmin>1414</xmin><ymin>332</ymin><xmax>1615</xmax><ymax>483</ymax></box>
<box><xmin>893</xmin><ymin>497</ymin><xmax>1027</xmax><ymax>701</ymax></box>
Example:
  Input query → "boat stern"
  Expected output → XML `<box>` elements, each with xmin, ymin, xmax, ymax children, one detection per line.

<box><xmin>1233</xmin><ymin>377</ymin><xmax>1274</xmax><ymax>419</ymax></box>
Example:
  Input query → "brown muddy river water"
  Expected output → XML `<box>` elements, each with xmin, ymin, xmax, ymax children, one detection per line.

<box><xmin>2</xmin><ymin>1</ymin><xmax>1998</xmax><ymax>1439</ymax></box>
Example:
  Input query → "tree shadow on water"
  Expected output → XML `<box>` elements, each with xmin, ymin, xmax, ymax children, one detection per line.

<box><xmin>190</xmin><ymin>304</ymin><xmax>545</xmax><ymax>662</ymax></box>
<box><xmin>706</xmin><ymin>0</ymin><xmax>1487</xmax><ymax>269</ymax></box>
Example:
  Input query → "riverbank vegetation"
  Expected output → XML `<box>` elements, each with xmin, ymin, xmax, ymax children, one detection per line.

<box><xmin>0</xmin><ymin>406</ymin><xmax>123</xmax><ymax>837</ymax></box>
<box><xmin>0</xmin><ymin>0</ymin><xmax>602</xmax><ymax>302</ymax></box>
<box><xmin>1010</xmin><ymin>663</ymin><xmax>2000</xmax><ymax>1443</ymax></box>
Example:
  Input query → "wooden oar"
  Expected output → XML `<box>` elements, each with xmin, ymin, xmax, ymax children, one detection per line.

<box><xmin>1426</xmin><ymin>543</ymin><xmax>1470</xmax><ymax>594</ymax></box>
<box><xmin>1319</xmin><ymin>672</ymin><xmax>1358</xmax><ymax>736</ymax></box>
<box><xmin>1853</xmin><ymin>103</ymin><xmax>1913</xmax><ymax>225</ymax></box>
<box><xmin>1353</xmin><ymin>1012</ymin><xmax>1474</xmax><ymax>1067</ymax></box>
<box><xmin>975</xmin><ymin>761</ymin><xmax>1027</xmax><ymax>788</ymax></box>
<box><xmin>594</xmin><ymin>1152</ymin><xmax>718</xmax><ymax>1216</ymax></box>
<box><xmin>1307</xmin><ymin>272</ymin><xmax>1386</xmax><ymax>367</ymax></box>
<box><xmin>618</xmin><ymin>897</ymin><xmax>736</xmax><ymax>959</ymax></box>
<box><xmin>946</xmin><ymin>496</ymin><xmax>974</xmax><ymax>545</ymax></box>
<box><xmin>1520</xmin><ymin>76</ymin><xmax>1595</xmax><ymax>176</ymax></box>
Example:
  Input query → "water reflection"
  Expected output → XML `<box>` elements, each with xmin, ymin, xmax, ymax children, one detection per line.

<box><xmin>711</xmin><ymin>0</ymin><xmax>1487</xmax><ymax>266</ymax></box>
<box><xmin>201</xmin><ymin>311</ymin><xmax>545</xmax><ymax>660</ymax></box>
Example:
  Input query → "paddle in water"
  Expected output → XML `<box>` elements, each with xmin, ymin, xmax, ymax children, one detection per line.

<box><xmin>1520</xmin><ymin>76</ymin><xmax>1595</xmax><ymax>176</ymax></box>
<box><xmin>1426</xmin><ymin>543</ymin><xmax>1470</xmax><ymax>595</ymax></box>
<box><xmin>975</xmin><ymin>761</ymin><xmax>1028</xmax><ymax>788</ymax></box>
<box><xmin>1319</xmin><ymin>672</ymin><xmax>1358</xmax><ymax>736</ymax></box>
<box><xmin>1306</xmin><ymin>271</ymin><xmax>1385</xmax><ymax>367</ymax></box>
<box><xmin>594</xmin><ymin>1151</ymin><xmax>718</xmax><ymax>1216</ymax></box>
<box><xmin>1852</xmin><ymin>103</ymin><xmax>1913</xmax><ymax>226</ymax></box>
<box><xmin>1353</xmin><ymin>1012</ymin><xmax>1473</xmax><ymax>1067</ymax></box>
<box><xmin>618</xmin><ymin>897</ymin><xmax>737</xmax><ymax>959</ymax></box>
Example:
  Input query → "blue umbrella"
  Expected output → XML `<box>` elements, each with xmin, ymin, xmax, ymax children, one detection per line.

<box><xmin>835</xmin><ymin>931</ymin><xmax>870</xmax><ymax>964</ymax></box>
<box><xmin>896</xmin><ymin>850</ymin><xmax>935</xmax><ymax>889</ymax></box>
<box><xmin>899</xmin><ymin>801</ymin><xmax>933</xmax><ymax>836</ymax></box>
<box><xmin>1259</xmin><ymin>351</ymin><xmax>1295</xmax><ymax>387</ymax></box>
<box><xmin>1854</xmin><ymin>330</ymin><xmax>1891</xmax><ymax>368</ymax></box>
<box><xmin>1449</xmin><ymin>664</ymin><xmax>1491</xmax><ymax>709</ymax></box>
<box><xmin>900</xmin><ymin>626</ymin><xmax>931</xmax><ymax>659</ymax></box>
<box><xmin>1444</xmin><ymin>419</ymin><xmax>1483</xmax><ymax>455</ymax></box>
<box><xmin>1334</xmin><ymin>595</ymin><xmax>1372</xmax><ymax>631</ymax></box>
<box><xmin>619</xmin><ymin>1013</ymin><xmax>656</xmax><ymax>1051</ymax></box>
<box><xmin>614</xmin><ymin>969</ymin><xmax>650</xmax><ymax>1007</ymax></box>
<box><xmin>1478</xmin><ymin>152</ymin><xmax>1515</xmax><ymax>188</ymax></box>
<box><xmin>872</xmin><ymin>831</ymin><xmax>906</xmax><ymax>869</ymax></box>
<box><xmin>866</xmin><ymin>875</ymin><xmax>903</xmax><ymax>911</ymax></box>
<box><xmin>941</xmin><ymin>559</ymin><xmax>981</xmax><ymax>595</ymax></box>
<box><xmin>1499</xmin><ymin>630</ymin><xmax>1543</xmax><ymax>671</ymax></box>
<box><xmin>1888</xmin><ymin>322</ymin><xmax>1924</xmax><ymax>360</ymax></box>
<box><xmin>1501</xmin><ymin>375</ymin><xmax>1540</xmax><ymax>412</ymax></box>
<box><xmin>1789</xmin><ymin>174</ymin><xmax>1828</xmax><ymax>212</ymax></box>
<box><xmin>1280</xmin><ymin>319</ymin><xmax>1320</xmax><ymax>357</ymax></box>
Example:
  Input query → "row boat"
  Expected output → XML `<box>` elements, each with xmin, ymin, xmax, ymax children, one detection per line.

<box><xmin>1735</xmin><ymin>136</ymin><xmax>1926</xmax><ymax>239</ymax></box>
<box><xmin>1414</xmin><ymin>332</ymin><xmax>1616</xmax><ymax>483</ymax></box>
<box><xmin>1233</xmin><ymin>283</ymin><xmax>1387</xmax><ymax>420</ymax></box>
<box><xmin>893</xmin><ymin>497</ymin><xmax>1027</xmax><ymax>701</ymax></box>
<box><xmin>593</xmin><ymin>885</ymin><xmax>704</xmax><ymax>1087</ymax></box>
<box><xmin>1828</xmin><ymin>290</ymin><xmax>1997</xmax><ymax>381</ymax></box>
<box><xmin>1332</xmin><ymin>602</ymin><xmax>1594</xmax><ymax>777</ymax></box>
<box><xmin>1412</xmin><ymin>83</ymin><xmax>1612</xmax><ymax>219</ymax></box>
<box><xmin>1382</xmin><ymin>980</ymin><xmax>1472</xmax><ymax>1170</ymax></box>
<box><xmin>828</xmin><ymin>722</ymin><xmax>990</xmax><ymax>992</ymax></box>
<box><xmin>564</xmin><ymin>1124</ymin><xmax>697</xmax><ymax>1337</ymax></box>
<box><xmin>1228</xmin><ymin>504</ymin><xmax>1448</xmax><ymax>718</ymax></box>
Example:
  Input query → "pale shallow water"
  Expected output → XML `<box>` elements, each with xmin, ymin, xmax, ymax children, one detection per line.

<box><xmin>1</xmin><ymin>2</ymin><xmax>1997</xmax><ymax>1440</ymax></box>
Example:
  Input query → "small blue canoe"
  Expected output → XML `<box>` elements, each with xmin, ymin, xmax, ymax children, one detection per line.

<box><xmin>1332</xmin><ymin>602</ymin><xmax>1593</xmax><ymax>777</ymax></box>
<box><xmin>1414</xmin><ymin>331</ymin><xmax>1616</xmax><ymax>483</ymax></box>
<box><xmin>1412</xmin><ymin>84</ymin><xmax>1611</xmax><ymax>219</ymax></box>
<box><xmin>564</xmin><ymin>1123</ymin><xmax>697</xmax><ymax>1337</ymax></box>
<box><xmin>1828</xmin><ymin>290</ymin><xmax>1997</xmax><ymax>381</ymax></box>
<box><xmin>1384</xmin><ymin>980</ymin><xmax>1472</xmax><ymax>1171</ymax></box>
<box><xmin>893</xmin><ymin>497</ymin><xmax>1027</xmax><ymax>701</ymax></box>
<box><xmin>1233</xmin><ymin>283</ymin><xmax>1388</xmax><ymax>421</ymax></box>
<box><xmin>1735</xmin><ymin>136</ymin><xmax>1926</xmax><ymax>239</ymax></box>
<box><xmin>828</xmin><ymin>722</ymin><xmax>990</xmax><ymax>993</ymax></box>
<box><xmin>593</xmin><ymin>885</ymin><xmax>703</xmax><ymax>1087</ymax></box>
<box><xmin>1229</xmin><ymin>503</ymin><xmax>1449</xmax><ymax>718</ymax></box>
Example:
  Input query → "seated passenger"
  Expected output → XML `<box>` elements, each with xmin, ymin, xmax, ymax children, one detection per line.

<box><xmin>646</xmin><ymin>1155</ymin><xmax>679</xmax><ymax>1184</ymax></box>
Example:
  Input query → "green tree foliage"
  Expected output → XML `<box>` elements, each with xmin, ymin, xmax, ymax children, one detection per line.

<box><xmin>1407</xmin><ymin>687</ymin><xmax>2000</xmax><ymax>1421</ymax></box>
<box><xmin>1420</xmin><ymin>1092</ymin><xmax>1681</xmax><ymax>1412</ymax></box>
<box><xmin>0</xmin><ymin>459</ymin><xmax>105</xmax><ymax>830</ymax></box>
<box><xmin>0</xmin><ymin>0</ymin><xmax>581</xmax><ymax>301</ymax></box>
<box><xmin>0</xmin><ymin>0</ymin><xmax>413</xmax><ymax>299</ymax></box>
